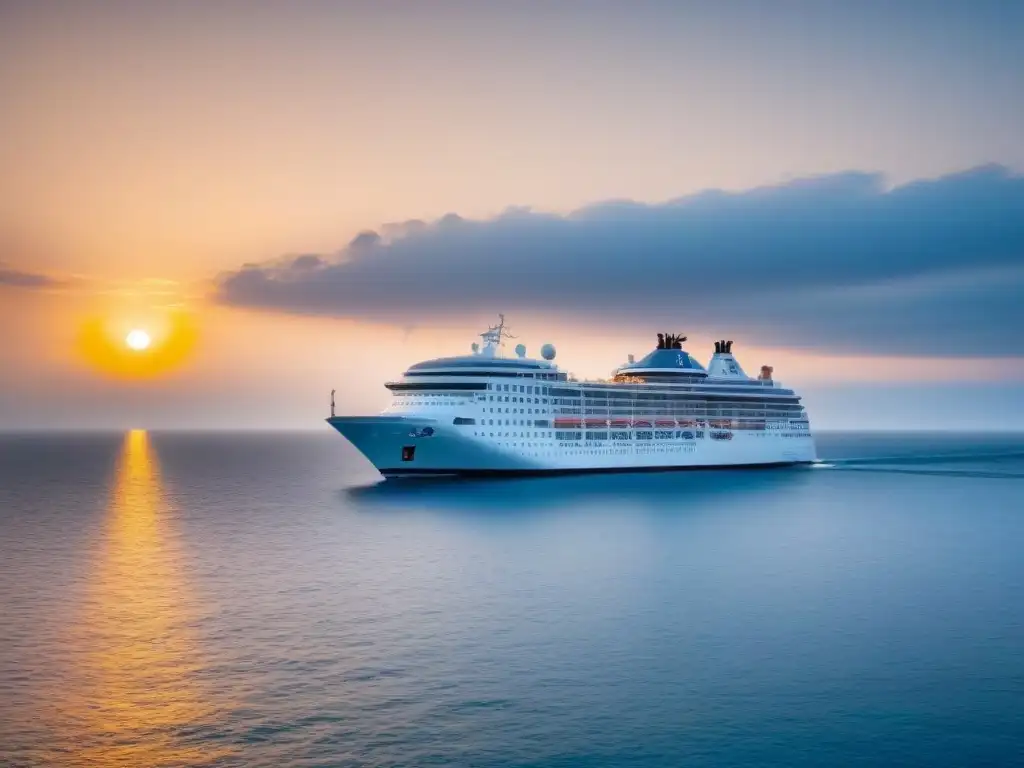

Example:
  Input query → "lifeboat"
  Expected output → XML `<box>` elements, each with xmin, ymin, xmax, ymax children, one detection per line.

<box><xmin>610</xmin><ymin>419</ymin><xmax>630</xmax><ymax>428</ymax></box>
<box><xmin>632</xmin><ymin>420</ymin><xmax>652</xmax><ymax>429</ymax></box>
<box><xmin>655</xmin><ymin>419</ymin><xmax>675</xmax><ymax>428</ymax></box>
<box><xmin>585</xmin><ymin>418</ymin><xmax>609</xmax><ymax>429</ymax></box>
<box><xmin>554</xmin><ymin>417</ymin><xmax>582</xmax><ymax>428</ymax></box>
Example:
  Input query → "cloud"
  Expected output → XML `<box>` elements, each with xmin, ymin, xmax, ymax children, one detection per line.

<box><xmin>216</xmin><ymin>165</ymin><xmax>1024</xmax><ymax>356</ymax></box>
<box><xmin>0</xmin><ymin>263</ymin><xmax>63</xmax><ymax>289</ymax></box>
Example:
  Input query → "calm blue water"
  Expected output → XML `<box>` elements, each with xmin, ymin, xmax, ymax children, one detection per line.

<box><xmin>1</xmin><ymin>431</ymin><xmax>1022</xmax><ymax>767</ymax></box>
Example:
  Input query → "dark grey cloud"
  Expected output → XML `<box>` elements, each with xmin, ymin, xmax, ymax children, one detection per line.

<box><xmin>216</xmin><ymin>165</ymin><xmax>1024</xmax><ymax>356</ymax></box>
<box><xmin>0</xmin><ymin>263</ymin><xmax>61</xmax><ymax>289</ymax></box>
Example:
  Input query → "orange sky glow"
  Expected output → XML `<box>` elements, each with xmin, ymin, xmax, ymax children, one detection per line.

<box><xmin>2</xmin><ymin>2</ymin><xmax>1023</xmax><ymax>430</ymax></box>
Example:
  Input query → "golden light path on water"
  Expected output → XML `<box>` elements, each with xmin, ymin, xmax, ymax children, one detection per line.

<box><xmin>61</xmin><ymin>431</ymin><xmax>234</xmax><ymax>766</ymax></box>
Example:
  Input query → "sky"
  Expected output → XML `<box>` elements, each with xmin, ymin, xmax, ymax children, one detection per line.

<box><xmin>2</xmin><ymin>0</ymin><xmax>1023</xmax><ymax>430</ymax></box>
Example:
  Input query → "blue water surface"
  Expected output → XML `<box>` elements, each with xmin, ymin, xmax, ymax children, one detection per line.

<box><xmin>1</xmin><ymin>431</ymin><xmax>1022</xmax><ymax>767</ymax></box>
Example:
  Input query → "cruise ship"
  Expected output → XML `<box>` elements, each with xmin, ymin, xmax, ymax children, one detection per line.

<box><xmin>328</xmin><ymin>316</ymin><xmax>816</xmax><ymax>477</ymax></box>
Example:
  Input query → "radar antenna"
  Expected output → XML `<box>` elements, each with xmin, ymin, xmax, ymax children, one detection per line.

<box><xmin>480</xmin><ymin>313</ymin><xmax>516</xmax><ymax>354</ymax></box>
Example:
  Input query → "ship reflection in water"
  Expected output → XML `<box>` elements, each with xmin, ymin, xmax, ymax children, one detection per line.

<box><xmin>60</xmin><ymin>430</ymin><xmax>232</xmax><ymax>767</ymax></box>
<box><xmin>345</xmin><ymin>463</ymin><xmax>816</xmax><ymax>515</ymax></box>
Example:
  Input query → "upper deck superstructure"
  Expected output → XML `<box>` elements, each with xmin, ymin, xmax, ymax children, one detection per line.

<box><xmin>328</xmin><ymin>317</ymin><xmax>816</xmax><ymax>477</ymax></box>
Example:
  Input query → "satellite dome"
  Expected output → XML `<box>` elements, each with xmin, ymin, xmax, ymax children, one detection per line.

<box><xmin>515</xmin><ymin>343</ymin><xmax>527</xmax><ymax>358</ymax></box>
<box><xmin>540</xmin><ymin>343</ymin><xmax>556</xmax><ymax>360</ymax></box>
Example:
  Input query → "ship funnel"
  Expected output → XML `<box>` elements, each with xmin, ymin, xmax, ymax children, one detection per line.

<box><xmin>707</xmin><ymin>340</ymin><xmax>749</xmax><ymax>379</ymax></box>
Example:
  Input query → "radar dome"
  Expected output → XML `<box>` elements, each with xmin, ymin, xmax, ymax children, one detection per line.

<box><xmin>540</xmin><ymin>343</ymin><xmax>556</xmax><ymax>360</ymax></box>
<box><xmin>515</xmin><ymin>343</ymin><xmax>527</xmax><ymax>358</ymax></box>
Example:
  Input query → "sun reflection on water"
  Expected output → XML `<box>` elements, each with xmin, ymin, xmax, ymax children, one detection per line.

<box><xmin>63</xmin><ymin>430</ymin><xmax>233</xmax><ymax>766</ymax></box>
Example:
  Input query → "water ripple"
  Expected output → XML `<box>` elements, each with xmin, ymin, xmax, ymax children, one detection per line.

<box><xmin>1</xmin><ymin>431</ymin><xmax>1023</xmax><ymax>766</ymax></box>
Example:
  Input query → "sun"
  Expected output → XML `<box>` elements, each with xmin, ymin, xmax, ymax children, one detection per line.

<box><xmin>78</xmin><ymin>310</ymin><xmax>197</xmax><ymax>379</ymax></box>
<box><xmin>125</xmin><ymin>329</ymin><xmax>152</xmax><ymax>351</ymax></box>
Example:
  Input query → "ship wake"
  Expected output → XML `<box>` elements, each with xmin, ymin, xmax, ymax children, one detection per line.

<box><xmin>816</xmin><ymin>449</ymin><xmax>1024</xmax><ymax>480</ymax></box>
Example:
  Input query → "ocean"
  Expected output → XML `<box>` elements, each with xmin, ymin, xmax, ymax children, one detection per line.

<box><xmin>1</xmin><ymin>431</ymin><xmax>1022</xmax><ymax>767</ymax></box>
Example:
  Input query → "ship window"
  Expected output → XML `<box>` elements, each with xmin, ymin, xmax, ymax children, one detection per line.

<box><xmin>401</xmin><ymin>446</ymin><xmax>415</xmax><ymax>462</ymax></box>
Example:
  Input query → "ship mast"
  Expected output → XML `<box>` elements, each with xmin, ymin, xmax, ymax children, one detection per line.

<box><xmin>479</xmin><ymin>313</ymin><xmax>516</xmax><ymax>356</ymax></box>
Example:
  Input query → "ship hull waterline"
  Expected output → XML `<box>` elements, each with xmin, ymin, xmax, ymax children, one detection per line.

<box><xmin>328</xmin><ymin>416</ymin><xmax>817</xmax><ymax>479</ymax></box>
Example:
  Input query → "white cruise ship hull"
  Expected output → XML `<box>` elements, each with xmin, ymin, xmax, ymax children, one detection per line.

<box><xmin>328</xmin><ymin>416</ymin><xmax>816</xmax><ymax>478</ymax></box>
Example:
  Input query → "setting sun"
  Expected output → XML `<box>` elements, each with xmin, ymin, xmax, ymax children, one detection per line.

<box><xmin>126</xmin><ymin>329</ymin><xmax>151</xmax><ymax>351</ymax></box>
<box><xmin>76</xmin><ymin>310</ymin><xmax>198</xmax><ymax>380</ymax></box>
